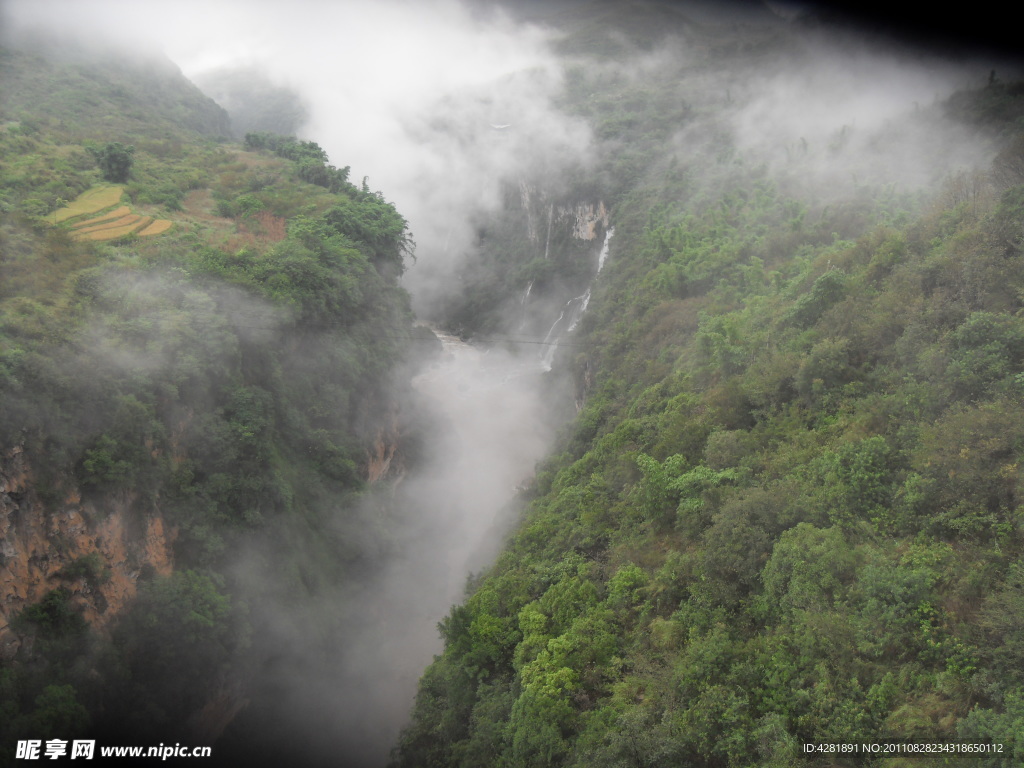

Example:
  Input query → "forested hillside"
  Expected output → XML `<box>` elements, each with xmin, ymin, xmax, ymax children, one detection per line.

<box><xmin>393</xmin><ymin>6</ymin><xmax>1024</xmax><ymax>768</ymax></box>
<box><xmin>0</xmin><ymin>38</ymin><xmax>420</xmax><ymax>763</ymax></box>
<box><xmin>4</xmin><ymin>2</ymin><xmax>1024</xmax><ymax>767</ymax></box>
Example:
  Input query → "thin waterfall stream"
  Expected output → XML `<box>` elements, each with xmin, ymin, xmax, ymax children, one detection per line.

<box><xmin>539</xmin><ymin>226</ymin><xmax>614</xmax><ymax>371</ymax></box>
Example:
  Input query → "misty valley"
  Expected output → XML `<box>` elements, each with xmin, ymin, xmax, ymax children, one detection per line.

<box><xmin>2</xmin><ymin>1</ymin><xmax>1024</xmax><ymax>767</ymax></box>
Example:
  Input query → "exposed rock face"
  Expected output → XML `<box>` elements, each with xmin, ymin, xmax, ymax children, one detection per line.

<box><xmin>0</xmin><ymin>443</ymin><xmax>174</xmax><ymax>660</ymax></box>
<box><xmin>367</xmin><ymin>423</ymin><xmax>401</xmax><ymax>485</ymax></box>
<box><xmin>519</xmin><ymin>180</ymin><xmax>540</xmax><ymax>243</ymax></box>
<box><xmin>517</xmin><ymin>181</ymin><xmax>610</xmax><ymax>247</ymax></box>
<box><xmin>186</xmin><ymin>679</ymin><xmax>250</xmax><ymax>744</ymax></box>
<box><xmin>560</xmin><ymin>200</ymin><xmax>610</xmax><ymax>241</ymax></box>
<box><xmin>366</xmin><ymin>403</ymin><xmax>404</xmax><ymax>486</ymax></box>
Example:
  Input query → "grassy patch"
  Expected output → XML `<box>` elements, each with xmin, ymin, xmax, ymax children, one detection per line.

<box><xmin>70</xmin><ymin>205</ymin><xmax>131</xmax><ymax>229</ymax></box>
<box><xmin>80</xmin><ymin>217</ymin><xmax>152</xmax><ymax>241</ymax></box>
<box><xmin>137</xmin><ymin>219</ymin><xmax>172</xmax><ymax>236</ymax></box>
<box><xmin>73</xmin><ymin>213</ymin><xmax>142</xmax><ymax>235</ymax></box>
<box><xmin>59</xmin><ymin>193</ymin><xmax>173</xmax><ymax>242</ymax></box>
<box><xmin>53</xmin><ymin>185</ymin><xmax>123</xmax><ymax>222</ymax></box>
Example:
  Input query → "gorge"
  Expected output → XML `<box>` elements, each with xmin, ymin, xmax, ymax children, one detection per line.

<box><xmin>2</xmin><ymin>2</ymin><xmax>1024</xmax><ymax>768</ymax></box>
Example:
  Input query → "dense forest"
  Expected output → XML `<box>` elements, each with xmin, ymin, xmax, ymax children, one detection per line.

<box><xmin>392</xmin><ymin>6</ymin><xmax>1024</xmax><ymax>768</ymax></box>
<box><xmin>0</xmin><ymin>31</ymin><xmax>425</xmax><ymax>767</ymax></box>
<box><xmin>2</xmin><ymin>2</ymin><xmax>1024</xmax><ymax>768</ymax></box>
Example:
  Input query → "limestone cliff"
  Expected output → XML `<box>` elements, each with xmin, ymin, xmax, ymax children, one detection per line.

<box><xmin>366</xmin><ymin>407</ymin><xmax>404</xmax><ymax>486</ymax></box>
<box><xmin>0</xmin><ymin>443</ymin><xmax>174</xmax><ymax>660</ymax></box>
<box><xmin>517</xmin><ymin>180</ymin><xmax>611</xmax><ymax>249</ymax></box>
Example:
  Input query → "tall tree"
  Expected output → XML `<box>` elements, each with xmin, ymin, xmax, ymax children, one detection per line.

<box><xmin>89</xmin><ymin>142</ymin><xmax>135</xmax><ymax>183</ymax></box>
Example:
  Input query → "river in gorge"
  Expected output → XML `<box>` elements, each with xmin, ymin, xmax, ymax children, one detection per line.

<box><xmin>310</xmin><ymin>323</ymin><xmax>563</xmax><ymax>766</ymax></box>
<box><xmin>336</xmin><ymin>228</ymin><xmax>613</xmax><ymax>762</ymax></box>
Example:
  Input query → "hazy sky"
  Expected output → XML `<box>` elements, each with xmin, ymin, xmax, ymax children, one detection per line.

<box><xmin>5</xmin><ymin>0</ymin><xmax>1013</xmax><ymax>304</ymax></box>
<box><xmin>4</xmin><ymin>0</ymin><xmax>588</xmax><ymax>309</ymax></box>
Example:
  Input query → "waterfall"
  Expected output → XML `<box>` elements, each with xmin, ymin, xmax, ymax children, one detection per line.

<box><xmin>517</xmin><ymin>279</ymin><xmax>535</xmax><ymax>332</ymax></box>
<box><xmin>566</xmin><ymin>289</ymin><xmax>590</xmax><ymax>332</ymax></box>
<box><xmin>597</xmin><ymin>226</ymin><xmax>614</xmax><ymax>272</ymax></box>
<box><xmin>539</xmin><ymin>308</ymin><xmax>567</xmax><ymax>371</ymax></box>
<box><xmin>538</xmin><ymin>227</ymin><xmax>614</xmax><ymax>371</ymax></box>
<box><xmin>521</xmin><ymin>279</ymin><xmax>534</xmax><ymax>305</ymax></box>
<box><xmin>543</xmin><ymin>203</ymin><xmax>553</xmax><ymax>259</ymax></box>
<box><xmin>539</xmin><ymin>291</ymin><xmax>589</xmax><ymax>371</ymax></box>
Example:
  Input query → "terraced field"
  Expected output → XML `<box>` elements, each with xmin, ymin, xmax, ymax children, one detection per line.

<box><xmin>55</xmin><ymin>185</ymin><xmax>173</xmax><ymax>240</ymax></box>
<box><xmin>70</xmin><ymin>205</ymin><xmax>131</xmax><ymax>229</ymax></box>
<box><xmin>137</xmin><ymin>219</ymin><xmax>172</xmax><ymax>236</ymax></box>
<box><xmin>53</xmin><ymin>185</ymin><xmax>124</xmax><ymax>223</ymax></box>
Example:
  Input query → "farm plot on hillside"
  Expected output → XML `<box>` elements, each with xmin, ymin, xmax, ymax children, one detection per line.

<box><xmin>54</xmin><ymin>185</ymin><xmax>173</xmax><ymax>240</ymax></box>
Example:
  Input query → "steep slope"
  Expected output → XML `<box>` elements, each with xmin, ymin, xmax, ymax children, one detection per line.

<box><xmin>192</xmin><ymin>66</ymin><xmax>309</xmax><ymax>138</ymax></box>
<box><xmin>0</xmin><ymin>39</ymin><xmax>231</xmax><ymax>139</ymax></box>
<box><xmin>393</xmin><ymin>7</ymin><xmax>1024</xmax><ymax>768</ymax></box>
<box><xmin>0</xmin><ymin>40</ymin><xmax>418</xmax><ymax>761</ymax></box>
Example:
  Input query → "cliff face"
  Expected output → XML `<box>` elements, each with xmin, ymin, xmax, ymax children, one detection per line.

<box><xmin>0</xmin><ymin>443</ymin><xmax>174</xmax><ymax>660</ymax></box>
<box><xmin>366</xmin><ymin>406</ymin><xmax>404</xmax><ymax>486</ymax></box>
<box><xmin>563</xmin><ymin>200</ymin><xmax>611</xmax><ymax>241</ymax></box>
<box><xmin>517</xmin><ymin>180</ymin><xmax>611</xmax><ymax>250</ymax></box>
<box><xmin>0</xmin><ymin>23</ymin><xmax>423</xmax><ymax>756</ymax></box>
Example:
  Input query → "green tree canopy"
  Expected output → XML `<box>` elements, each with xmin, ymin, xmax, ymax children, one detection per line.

<box><xmin>88</xmin><ymin>141</ymin><xmax>135</xmax><ymax>183</ymax></box>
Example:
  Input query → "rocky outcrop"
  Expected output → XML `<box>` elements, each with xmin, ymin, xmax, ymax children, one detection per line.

<box><xmin>0</xmin><ymin>443</ymin><xmax>175</xmax><ymax>660</ymax></box>
<box><xmin>559</xmin><ymin>200</ymin><xmax>611</xmax><ymax>241</ymax></box>
<box><xmin>186</xmin><ymin>678</ymin><xmax>250</xmax><ymax>744</ymax></box>
<box><xmin>516</xmin><ymin>181</ymin><xmax>610</xmax><ymax>248</ymax></box>
<box><xmin>366</xmin><ymin>406</ymin><xmax>404</xmax><ymax>486</ymax></box>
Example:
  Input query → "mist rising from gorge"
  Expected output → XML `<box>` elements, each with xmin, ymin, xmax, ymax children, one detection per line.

<box><xmin>3</xmin><ymin>0</ymin><xmax>1020</xmax><ymax>765</ymax></box>
<box><xmin>3</xmin><ymin>3</ymin><xmax>588</xmax><ymax>764</ymax></box>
